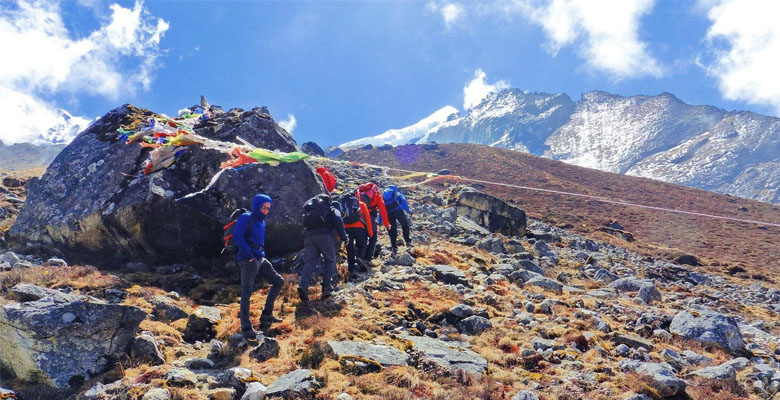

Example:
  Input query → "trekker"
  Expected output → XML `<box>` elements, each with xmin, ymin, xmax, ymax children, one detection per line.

<box><xmin>339</xmin><ymin>191</ymin><xmax>374</xmax><ymax>280</ymax></box>
<box><xmin>233</xmin><ymin>194</ymin><xmax>284</xmax><ymax>339</ymax></box>
<box><xmin>316</xmin><ymin>167</ymin><xmax>336</xmax><ymax>193</ymax></box>
<box><xmin>358</xmin><ymin>183</ymin><xmax>390</xmax><ymax>261</ymax></box>
<box><xmin>381</xmin><ymin>185</ymin><xmax>412</xmax><ymax>257</ymax></box>
<box><xmin>298</xmin><ymin>194</ymin><xmax>348</xmax><ymax>303</ymax></box>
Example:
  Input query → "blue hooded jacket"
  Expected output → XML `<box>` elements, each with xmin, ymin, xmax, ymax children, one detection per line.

<box><xmin>233</xmin><ymin>194</ymin><xmax>272</xmax><ymax>261</ymax></box>
<box><xmin>383</xmin><ymin>186</ymin><xmax>410</xmax><ymax>214</ymax></box>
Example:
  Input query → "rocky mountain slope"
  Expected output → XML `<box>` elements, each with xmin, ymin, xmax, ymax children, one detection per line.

<box><xmin>0</xmin><ymin>156</ymin><xmax>778</xmax><ymax>399</ymax></box>
<box><xmin>343</xmin><ymin>89</ymin><xmax>780</xmax><ymax>204</ymax></box>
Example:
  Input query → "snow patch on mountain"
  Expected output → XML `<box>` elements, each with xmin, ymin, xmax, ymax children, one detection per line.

<box><xmin>0</xmin><ymin>87</ymin><xmax>92</xmax><ymax>145</ymax></box>
<box><xmin>340</xmin><ymin>106</ymin><xmax>459</xmax><ymax>147</ymax></box>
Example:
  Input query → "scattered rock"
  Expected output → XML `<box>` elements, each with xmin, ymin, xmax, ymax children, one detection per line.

<box><xmin>636</xmin><ymin>283</ymin><xmax>662</xmax><ymax>304</ymax></box>
<box><xmin>184</xmin><ymin>306</ymin><xmax>222</xmax><ymax>342</ymax></box>
<box><xmin>402</xmin><ymin>334</ymin><xmax>487</xmax><ymax>375</ymax></box>
<box><xmin>456</xmin><ymin>316</ymin><xmax>492</xmax><ymax>335</ymax></box>
<box><xmin>249</xmin><ymin>336</ymin><xmax>280</xmax><ymax>362</ymax></box>
<box><xmin>131</xmin><ymin>334</ymin><xmax>165</xmax><ymax>365</ymax></box>
<box><xmin>240</xmin><ymin>382</ymin><xmax>267</xmax><ymax>400</ymax></box>
<box><xmin>142</xmin><ymin>388</ymin><xmax>171</xmax><ymax>400</ymax></box>
<box><xmin>619</xmin><ymin>360</ymin><xmax>686</xmax><ymax>397</ymax></box>
<box><xmin>163</xmin><ymin>367</ymin><xmax>198</xmax><ymax>387</ymax></box>
<box><xmin>526</xmin><ymin>276</ymin><xmax>563</xmax><ymax>294</ymax></box>
<box><xmin>184</xmin><ymin>357</ymin><xmax>215</xmax><ymax>370</ymax></box>
<box><xmin>609</xmin><ymin>277</ymin><xmax>653</xmax><ymax>293</ymax></box>
<box><xmin>669</xmin><ymin>309</ymin><xmax>745</xmax><ymax>353</ymax></box>
<box><xmin>150</xmin><ymin>295</ymin><xmax>189</xmax><ymax>322</ymax></box>
<box><xmin>511</xmin><ymin>390</ymin><xmax>540</xmax><ymax>400</ymax></box>
<box><xmin>325</xmin><ymin>341</ymin><xmax>407</xmax><ymax>370</ymax></box>
<box><xmin>428</xmin><ymin>265</ymin><xmax>469</xmax><ymax>286</ymax></box>
<box><xmin>43</xmin><ymin>257</ymin><xmax>68</xmax><ymax>267</ymax></box>
<box><xmin>265</xmin><ymin>369</ymin><xmax>322</xmax><ymax>398</ymax></box>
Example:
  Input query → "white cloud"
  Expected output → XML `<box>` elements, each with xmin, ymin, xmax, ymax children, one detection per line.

<box><xmin>0</xmin><ymin>0</ymin><xmax>168</xmax><ymax>144</ymax></box>
<box><xmin>701</xmin><ymin>0</ymin><xmax>780</xmax><ymax>114</ymax></box>
<box><xmin>515</xmin><ymin>0</ymin><xmax>663</xmax><ymax>80</ymax></box>
<box><xmin>463</xmin><ymin>69</ymin><xmax>510</xmax><ymax>109</ymax></box>
<box><xmin>279</xmin><ymin>114</ymin><xmax>297</xmax><ymax>133</ymax></box>
<box><xmin>427</xmin><ymin>1</ymin><xmax>464</xmax><ymax>29</ymax></box>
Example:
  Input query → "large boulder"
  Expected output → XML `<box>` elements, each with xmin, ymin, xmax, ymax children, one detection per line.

<box><xmin>669</xmin><ymin>309</ymin><xmax>745</xmax><ymax>353</ymax></box>
<box><xmin>455</xmin><ymin>190</ymin><xmax>526</xmax><ymax>237</ymax></box>
<box><xmin>0</xmin><ymin>285</ymin><xmax>146</xmax><ymax>392</ymax></box>
<box><xmin>8</xmin><ymin>104</ymin><xmax>324</xmax><ymax>266</ymax></box>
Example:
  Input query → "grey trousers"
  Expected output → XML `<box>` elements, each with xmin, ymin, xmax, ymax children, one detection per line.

<box><xmin>299</xmin><ymin>233</ymin><xmax>336</xmax><ymax>292</ymax></box>
<box><xmin>239</xmin><ymin>257</ymin><xmax>284</xmax><ymax>330</ymax></box>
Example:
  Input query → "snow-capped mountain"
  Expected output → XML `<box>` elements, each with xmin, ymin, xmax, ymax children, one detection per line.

<box><xmin>41</xmin><ymin>109</ymin><xmax>92</xmax><ymax>145</ymax></box>
<box><xmin>340</xmin><ymin>106</ymin><xmax>459</xmax><ymax>148</ymax></box>
<box><xmin>421</xmin><ymin>90</ymin><xmax>575</xmax><ymax>153</ymax></box>
<box><xmin>343</xmin><ymin>89</ymin><xmax>780</xmax><ymax>204</ymax></box>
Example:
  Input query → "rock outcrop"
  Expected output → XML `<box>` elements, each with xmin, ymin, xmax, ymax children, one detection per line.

<box><xmin>455</xmin><ymin>190</ymin><xmax>526</xmax><ymax>237</ymax></box>
<box><xmin>0</xmin><ymin>285</ymin><xmax>146</xmax><ymax>392</ymax></box>
<box><xmin>8</xmin><ymin>104</ymin><xmax>324</xmax><ymax>265</ymax></box>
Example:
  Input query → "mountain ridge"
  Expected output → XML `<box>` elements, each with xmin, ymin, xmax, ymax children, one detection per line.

<box><xmin>343</xmin><ymin>89</ymin><xmax>780</xmax><ymax>204</ymax></box>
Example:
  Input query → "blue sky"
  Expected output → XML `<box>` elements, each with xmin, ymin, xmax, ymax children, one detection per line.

<box><xmin>2</xmin><ymin>0</ymin><xmax>780</xmax><ymax>147</ymax></box>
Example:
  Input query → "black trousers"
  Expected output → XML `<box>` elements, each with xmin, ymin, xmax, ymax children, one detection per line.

<box><xmin>345</xmin><ymin>227</ymin><xmax>368</xmax><ymax>274</ymax></box>
<box><xmin>239</xmin><ymin>257</ymin><xmax>284</xmax><ymax>331</ymax></box>
<box><xmin>365</xmin><ymin>212</ymin><xmax>379</xmax><ymax>260</ymax></box>
<box><xmin>388</xmin><ymin>209</ymin><xmax>411</xmax><ymax>248</ymax></box>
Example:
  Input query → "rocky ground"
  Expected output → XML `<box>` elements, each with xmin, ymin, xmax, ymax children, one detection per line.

<box><xmin>0</xmin><ymin>160</ymin><xmax>778</xmax><ymax>399</ymax></box>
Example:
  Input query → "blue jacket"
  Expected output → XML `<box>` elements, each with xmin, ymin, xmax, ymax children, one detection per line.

<box><xmin>234</xmin><ymin>194</ymin><xmax>272</xmax><ymax>261</ymax></box>
<box><xmin>383</xmin><ymin>186</ymin><xmax>410</xmax><ymax>214</ymax></box>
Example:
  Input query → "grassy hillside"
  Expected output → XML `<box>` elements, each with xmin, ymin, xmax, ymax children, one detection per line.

<box><xmin>342</xmin><ymin>143</ymin><xmax>780</xmax><ymax>279</ymax></box>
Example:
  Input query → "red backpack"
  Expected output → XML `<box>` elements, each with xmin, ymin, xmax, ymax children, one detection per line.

<box><xmin>221</xmin><ymin>208</ymin><xmax>248</xmax><ymax>254</ymax></box>
<box><xmin>316</xmin><ymin>167</ymin><xmax>336</xmax><ymax>192</ymax></box>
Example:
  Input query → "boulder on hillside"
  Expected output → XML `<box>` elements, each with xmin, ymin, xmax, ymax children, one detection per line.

<box><xmin>8</xmin><ymin>104</ymin><xmax>324</xmax><ymax>266</ymax></box>
<box><xmin>0</xmin><ymin>285</ymin><xmax>146</xmax><ymax>392</ymax></box>
<box><xmin>455</xmin><ymin>190</ymin><xmax>526</xmax><ymax>237</ymax></box>
<box><xmin>301</xmin><ymin>142</ymin><xmax>325</xmax><ymax>156</ymax></box>
<box><xmin>669</xmin><ymin>309</ymin><xmax>745</xmax><ymax>353</ymax></box>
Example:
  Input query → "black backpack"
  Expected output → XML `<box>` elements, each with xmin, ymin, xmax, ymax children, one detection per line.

<box><xmin>222</xmin><ymin>208</ymin><xmax>248</xmax><ymax>254</ymax></box>
<box><xmin>302</xmin><ymin>194</ymin><xmax>332</xmax><ymax>230</ymax></box>
<box><xmin>340</xmin><ymin>194</ymin><xmax>362</xmax><ymax>224</ymax></box>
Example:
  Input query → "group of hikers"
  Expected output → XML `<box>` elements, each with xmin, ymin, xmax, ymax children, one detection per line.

<box><xmin>231</xmin><ymin>166</ymin><xmax>412</xmax><ymax>339</ymax></box>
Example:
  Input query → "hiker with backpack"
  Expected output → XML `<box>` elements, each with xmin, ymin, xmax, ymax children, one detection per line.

<box><xmin>358</xmin><ymin>182</ymin><xmax>390</xmax><ymax>261</ymax></box>
<box><xmin>298</xmin><ymin>193</ymin><xmax>348</xmax><ymax>303</ymax></box>
<box><xmin>339</xmin><ymin>191</ymin><xmax>374</xmax><ymax>281</ymax></box>
<box><xmin>380</xmin><ymin>185</ymin><xmax>412</xmax><ymax>257</ymax></box>
<box><xmin>231</xmin><ymin>194</ymin><xmax>284</xmax><ymax>339</ymax></box>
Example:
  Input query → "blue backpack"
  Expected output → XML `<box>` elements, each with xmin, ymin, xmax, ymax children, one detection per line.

<box><xmin>383</xmin><ymin>186</ymin><xmax>401</xmax><ymax>211</ymax></box>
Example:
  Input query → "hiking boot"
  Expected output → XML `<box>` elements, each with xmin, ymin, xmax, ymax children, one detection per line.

<box><xmin>297</xmin><ymin>287</ymin><xmax>309</xmax><ymax>304</ymax></box>
<box><xmin>391</xmin><ymin>247</ymin><xmax>398</xmax><ymax>257</ymax></box>
<box><xmin>356</xmin><ymin>258</ymin><xmax>370</xmax><ymax>272</ymax></box>
<box><xmin>241</xmin><ymin>328</ymin><xmax>260</xmax><ymax>340</ymax></box>
<box><xmin>259</xmin><ymin>314</ymin><xmax>283</xmax><ymax>323</ymax></box>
